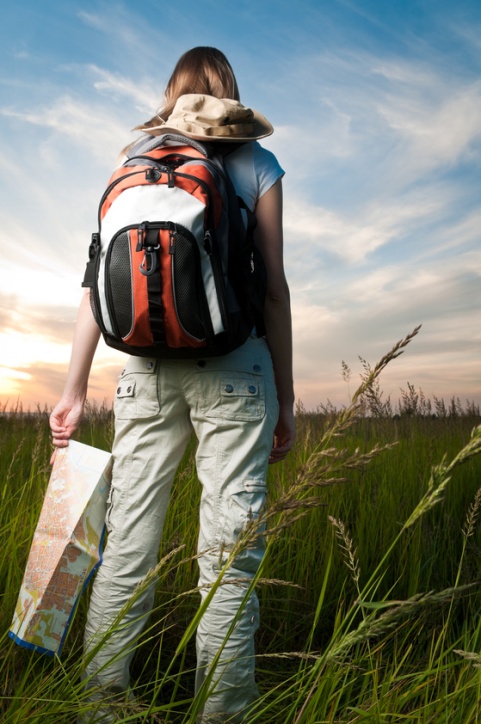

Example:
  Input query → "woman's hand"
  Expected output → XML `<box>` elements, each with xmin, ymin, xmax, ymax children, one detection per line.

<box><xmin>49</xmin><ymin>396</ymin><xmax>86</xmax><ymax>464</ymax></box>
<box><xmin>269</xmin><ymin>404</ymin><xmax>296</xmax><ymax>464</ymax></box>
<box><xmin>49</xmin><ymin>396</ymin><xmax>85</xmax><ymax>448</ymax></box>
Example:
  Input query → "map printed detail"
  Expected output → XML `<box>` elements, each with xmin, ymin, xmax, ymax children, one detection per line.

<box><xmin>9</xmin><ymin>441</ymin><xmax>112</xmax><ymax>656</ymax></box>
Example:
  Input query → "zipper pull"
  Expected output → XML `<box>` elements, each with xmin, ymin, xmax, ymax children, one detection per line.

<box><xmin>167</xmin><ymin>167</ymin><xmax>175</xmax><ymax>188</ymax></box>
<box><xmin>145</xmin><ymin>167</ymin><xmax>161</xmax><ymax>183</ymax></box>
<box><xmin>169</xmin><ymin>227</ymin><xmax>175</xmax><ymax>254</ymax></box>
<box><xmin>136</xmin><ymin>221</ymin><xmax>147</xmax><ymax>251</ymax></box>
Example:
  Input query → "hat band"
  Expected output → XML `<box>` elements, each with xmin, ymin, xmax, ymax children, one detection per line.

<box><xmin>176</xmin><ymin>121</ymin><xmax>255</xmax><ymax>138</ymax></box>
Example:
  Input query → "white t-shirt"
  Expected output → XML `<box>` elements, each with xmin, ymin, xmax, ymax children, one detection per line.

<box><xmin>223</xmin><ymin>141</ymin><xmax>285</xmax><ymax>212</ymax></box>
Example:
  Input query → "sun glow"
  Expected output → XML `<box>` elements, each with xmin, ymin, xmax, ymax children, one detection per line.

<box><xmin>0</xmin><ymin>366</ymin><xmax>31</xmax><ymax>397</ymax></box>
<box><xmin>0</xmin><ymin>331</ymin><xmax>71</xmax><ymax>369</ymax></box>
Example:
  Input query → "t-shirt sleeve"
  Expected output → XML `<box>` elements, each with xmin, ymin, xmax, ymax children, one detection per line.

<box><xmin>252</xmin><ymin>142</ymin><xmax>285</xmax><ymax>200</ymax></box>
<box><xmin>223</xmin><ymin>141</ymin><xmax>285</xmax><ymax>211</ymax></box>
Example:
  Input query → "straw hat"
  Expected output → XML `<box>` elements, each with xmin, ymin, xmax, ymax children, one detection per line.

<box><xmin>140</xmin><ymin>93</ymin><xmax>273</xmax><ymax>142</ymax></box>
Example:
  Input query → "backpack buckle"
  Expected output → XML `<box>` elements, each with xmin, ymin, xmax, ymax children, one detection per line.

<box><xmin>89</xmin><ymin>232</ymin><xmax>100</xmax><ymax>259</ymax></box>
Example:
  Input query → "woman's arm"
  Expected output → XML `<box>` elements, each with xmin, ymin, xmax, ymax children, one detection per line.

<box><xmin>254</xmin><ymin>178</ymin><xmax>295</xmax><ymax>463</ymax></box>
<box><xmin>49</xmin><ymin>289</ymin><xmax>101</xmax><ymax>449</ymax></box>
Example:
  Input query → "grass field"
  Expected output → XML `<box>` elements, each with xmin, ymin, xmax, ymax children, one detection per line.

<box><xmin>1</xmin><ymin>332</ymin><xmax>481</xmax><ymax>722</ymax></box>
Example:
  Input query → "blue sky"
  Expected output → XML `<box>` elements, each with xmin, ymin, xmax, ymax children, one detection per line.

<box><xmin>0</xmin><ymin>0</ymin><xmax>480</xmax><ymax>410</ymax></box>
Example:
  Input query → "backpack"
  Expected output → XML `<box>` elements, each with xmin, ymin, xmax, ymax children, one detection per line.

<box><xmin>82</xmin><ymin>133</ymin><xmax>266</xmax><ymax>358</ymax></box>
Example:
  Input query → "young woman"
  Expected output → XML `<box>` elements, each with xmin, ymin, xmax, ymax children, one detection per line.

<box><xmin>50</xmin><ymin>46</ymin><xmax>295</xmax><ymax>722</ymax></box>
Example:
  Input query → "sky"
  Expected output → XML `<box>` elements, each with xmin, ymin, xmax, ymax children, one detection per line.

<box><xmin>0</xmin><ymin>0</ymin><xmax>480</xmax><ymax>412</ymax></box>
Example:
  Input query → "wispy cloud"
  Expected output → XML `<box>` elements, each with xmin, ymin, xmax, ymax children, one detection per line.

<box><xmin>85</xmin><ymin>64</ymin><xmax>158</xmax><ymax>112</ymax></box>
<box><xmin>0</xmin><ymin>358</ymin><xmax>122</xmax><ymax>410</ymax></box>
<box><xmin>76</xmin><ymin>7</ymin><xmax>178</xmax><ymax>79</ymax></box>
<box><xmin>374</xmin><ymin>74</ymin><xmax>481</xmax><ymax>174</ymax></box>
<box><xmin>283</xmin><ymin>192</ymin><xmax>442</xmax><ymax>269</ymax></box>
<box><xmin>268</xmin><ymin>44</ymin><xmax>481</xmax><ymax>196</ymax></box>
<box><xmin>1</xmin><ymin>95</ymin><xmax>128</xmax><ymax>163</ymax></box>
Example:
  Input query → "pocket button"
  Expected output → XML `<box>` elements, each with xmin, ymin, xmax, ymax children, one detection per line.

<box><xmin>224</xmin><ymin>384</ymin><xmax>234</xmax><ymax>393</ymax></box>
<box><xmin>248</xmin><ymin>385</ymin><xmax>257</xmax><ymax>394</ymax></box>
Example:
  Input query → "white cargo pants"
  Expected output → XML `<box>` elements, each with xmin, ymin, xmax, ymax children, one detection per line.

<box><xmin>83</xmin><ymin>335</ymin><xmax>278</xmax><ymax>722</ymax></box>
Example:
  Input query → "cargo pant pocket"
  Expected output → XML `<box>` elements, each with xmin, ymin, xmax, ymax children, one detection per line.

<box><xmin>114</xmin><ymin>357</ymin><xmax>160</xmax><ymax>420</ymax></box>
<box><xmin>199</xmin><ymin>373</ymin><xmax>266</xmax><ymax>422</ymax></box>
<box><xmin>216</xmin><ymin>479</ymin><xmax>267</xmax><ymax>575</ymax></box>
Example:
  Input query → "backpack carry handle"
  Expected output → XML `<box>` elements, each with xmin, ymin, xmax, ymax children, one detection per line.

<box><xmin>127</xmin><ymin>133</ymin><xmax>209</xmax><ymax>159</ymax></box>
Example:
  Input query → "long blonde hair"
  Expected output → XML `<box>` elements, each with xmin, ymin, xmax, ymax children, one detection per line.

<box><xmin>138</xmin><ymin>47</ymin><xmax>240</xmax><ymax>133</ymax></box>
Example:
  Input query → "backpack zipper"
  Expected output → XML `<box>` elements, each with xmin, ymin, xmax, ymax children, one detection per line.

<box><xmin>97</xmin><ymin>169</ymin><xmax>146</xmax><ymax>228</ymax></box>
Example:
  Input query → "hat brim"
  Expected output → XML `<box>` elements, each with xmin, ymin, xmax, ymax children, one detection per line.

<box><xmin>139</xmin><ymin>112</ymin><xmax>273</xmax><ymax>142</ymax></box>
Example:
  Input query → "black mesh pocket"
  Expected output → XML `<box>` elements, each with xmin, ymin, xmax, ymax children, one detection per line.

<box><xmin>172</xmin><ymin>229</ymin><xmax>213</xmax><ymax>342</ymax></box>
<box><xmin>106</xmin><ymin>230</ymin><xmax>133</xmax><ymax>339</ymax></box>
